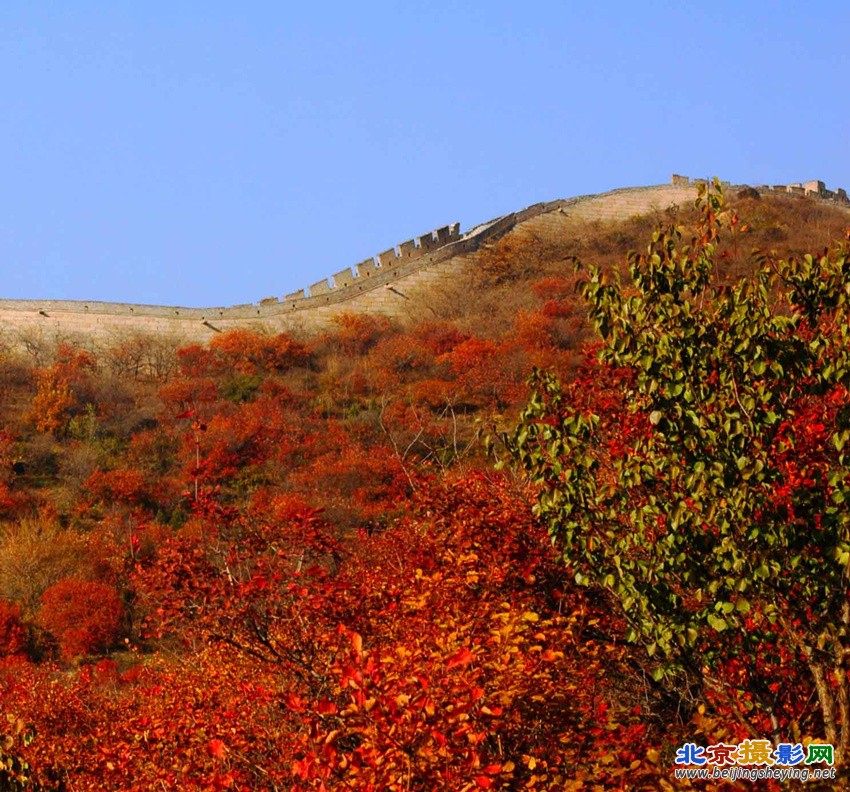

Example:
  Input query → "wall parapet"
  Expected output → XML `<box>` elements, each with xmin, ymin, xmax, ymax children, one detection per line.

<box><xmin>298</xmin><ymin>222</ymin><xmax>463</xmax><ymax>301</ymax></box>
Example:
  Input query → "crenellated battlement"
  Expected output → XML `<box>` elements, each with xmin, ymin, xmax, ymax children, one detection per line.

<box><xmin>297</xmin><ymin>222</ymin><xmax>462</xmax><ymax>300</ymax></box>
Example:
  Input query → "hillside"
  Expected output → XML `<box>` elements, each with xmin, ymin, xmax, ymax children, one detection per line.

<box><xmin>0</xmin><ymin>180</ymin><xmax>849</xmax><ymax>790</ymax></box>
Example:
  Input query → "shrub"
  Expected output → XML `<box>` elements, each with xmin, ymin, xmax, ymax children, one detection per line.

<box><xmin>38</xmin><ymin>579</ymin><xmax>123</xmax><ymax>660</ymax></box>
<box><xmin>0</xmin><ymin>599</ymin><xmax>28</xmax><ymax>657</ymax></box>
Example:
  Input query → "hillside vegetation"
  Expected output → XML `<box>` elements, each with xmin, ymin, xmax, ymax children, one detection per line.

<box><xmin>0</xmin><ymin>187</ymin><xmax>848</xmax><ymax>790</ymax></box>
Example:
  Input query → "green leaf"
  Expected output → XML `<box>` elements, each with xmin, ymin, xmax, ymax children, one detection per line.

<box><xmin>707</xmin><ymin>614</ymin><xmax>728</xmax><ymax>632</ymax></box>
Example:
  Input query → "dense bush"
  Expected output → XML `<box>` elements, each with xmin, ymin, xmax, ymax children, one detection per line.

<box><xmin>0</xmin><ymin>599</ymin><xmax>28</xmax><ymax>657</ymax></box>
<box><xmin>38</xmin><ymin>579</ymin><xmax>123</xmax><ymax>660</ymax></box>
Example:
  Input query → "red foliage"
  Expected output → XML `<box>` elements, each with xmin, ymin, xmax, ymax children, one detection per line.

<box><xmin>436</xmin><ymin>337</ymin><xmax>529</xmax><ymax>409</ymax></box>
<box><xmin>175</xmin><ymin>343</ymin><xmax>215</xmax><ymax>378</ymax></box>
<box><xmin>0</xmin><ymin>470</ymin><xmax>676</xmax><ymax>789</ymax></box>
<box><xmin>326</xmin><ymin>312</ymin><xmax>392</xmax><ymax>355</ymax></box>
<box><xmin>175</xmin><ymin>331</ymin><xmax>311</xmax><ymax>379</ymax></box>
<box><xmin>0</xmin><ymin>599</ymin><xmax>28</xmax><ymax>657</ymax></box>
<box><xmin>511</xmin><ymin>308</ymin><xmax>560</xmax><ymax>351</ymax></box>
<box><xmin>407</xmin><ymin>321</ymin><xmax>469</xmax><ymax>356</ymax></box>
<box><xmin>208</xmin><ymin>329</ymin><xmax>311</xmax><ymax>374</ymax></box>
<box><xmin>189</xmin><ymin>395</ymin><xmax>312</xmax><ymax>485</ymax></box>
<box><xmin>159</xmin><ymin>375</ymin><xmax>219</xmax><ymax>416</ymax></box>
<box><xmin>532</xmin><ymin>275</ymin><xmax>574</xmax><ymax>302</ymax></box>
<box><xmin>81</xmin><ymin>468</ymin><xmax>152</xmax><ymax>508</ymax></box>
<box><xmin>290</xmin><ymin>424</ymin><xmax>410</xmax><ymax>527</ymax></box>
<box><xmin>38</xmin><ymin>579</ymin><xmax>123</xmax><ymax>660</ymax></box>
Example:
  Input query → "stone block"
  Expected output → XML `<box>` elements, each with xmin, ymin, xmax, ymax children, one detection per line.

<box><xmin>357</xmin><ymin>258</ymin><xmax>379</xmax><ymax>277</ymax></box>
<box><xmin>333</xmin><ymin>268</ymin><xmax>355</xmax><ymax>288</ymax></box>
<box><xmin>310</xmin><ymin>279</ymin><xmax>332</xmax><ymax>296</ymax></box>
<box><xmin>378</xmin><ymin>248</ymin><xmax>398</xmax><ymax>267</ymax></box>
<box><xmin>434</xmin><ymin>225</ymin><xmax>454</xmax><ymax>244</ymax></box>
<box><xmin>418</xmin><ymin>231</ymin><xmax>437</xmax><ymax>251</ymax></box>
<box><xmin>398</xmin><ymin>239</ymin><xmax>421</xmax><ymax>259</ymax></box>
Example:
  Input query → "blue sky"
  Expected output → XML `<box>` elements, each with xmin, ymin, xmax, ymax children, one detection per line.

<box><xmin>2</xmin><ymin>2</ymin><xmax>848</xmax><ymax>307</ymax></box>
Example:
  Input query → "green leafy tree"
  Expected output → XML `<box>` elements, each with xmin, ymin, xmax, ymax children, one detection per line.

<box><xmin>501</xmin><ymin>182</ymin><xmax>850</xmax><ymax>759</ymax></box>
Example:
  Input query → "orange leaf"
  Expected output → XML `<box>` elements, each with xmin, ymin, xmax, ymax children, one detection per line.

<box><xmin>207</xmin><ymin>738</ymin><xmax>227</xmax><ymax>760</ymax></box>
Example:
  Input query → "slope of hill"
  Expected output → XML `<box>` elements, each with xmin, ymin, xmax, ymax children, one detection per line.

<box><xmin>0</xmin><ymin>178</ymin><xmax>848</xmax><ymax>790</ymax></box>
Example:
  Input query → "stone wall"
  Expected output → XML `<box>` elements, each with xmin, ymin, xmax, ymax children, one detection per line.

<box><xmin>0</xmin><ymin>177</ymin><xmax>845</xmax><ymax>345</ymax></box>
<box><xmin>671</xmin><ymin>173</ymin><xmax>850</xmax><ymax>205</ymax></box>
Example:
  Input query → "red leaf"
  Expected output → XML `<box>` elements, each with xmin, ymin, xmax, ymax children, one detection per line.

<box><xmin>207</xmin><ymin>739</ymin><xmax>227</xmax><ymax>760</ymax></box>
<box><xmin>285</xmin><ymin>692</ymin><xmax>306</xmax><ymax>713</ymax></box>
<box><xmin>446</xmin><ymin>646</ymin><xmax>474</xmax><ymax>670</ymax></box>
<box><xmin>175</xmin><ymin>409</ymin><xmax>195</xmax><ymax>420</ymax></box>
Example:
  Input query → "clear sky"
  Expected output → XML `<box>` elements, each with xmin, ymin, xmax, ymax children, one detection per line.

<box><xmin>2</xmin><ymin>2</ymin><xmax>848</xmax><ymax>307</ymax></box>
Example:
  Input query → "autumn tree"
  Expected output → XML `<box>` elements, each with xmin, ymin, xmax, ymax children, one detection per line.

<box><xmin>27</xmin><ymin>344</ymin><xmax>96</xmax><ymax>435</ymax></box>
<box><xmin>502</xmin><ymin>183</ymin><xmax>850</xmax><ymax>761</ymax></box>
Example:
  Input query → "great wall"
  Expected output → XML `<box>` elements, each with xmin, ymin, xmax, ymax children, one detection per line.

<box><xmin>2</xmin><ymin>176</ymin><xmax>847</xmax><ymax>347</ymax></box>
